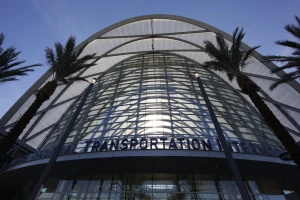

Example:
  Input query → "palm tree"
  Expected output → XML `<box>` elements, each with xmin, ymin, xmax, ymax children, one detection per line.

<box><xmin>202</xmin><ymin>27</ymin><xmax>300</xmax><ymax>167</ymax></box>
<box><xmin>0</xmin><ymin>33</ymin><xmax>41</xmax><ymax>84</ymax></box>
<box><xmin>263</xmin><ymin>15</ymin><xmax>300</xmax><ymax>90</ymax></box>
<box><xmin>0</xmin><ymin>36</ymin><xmax>97</xmax><ymax>157</ymax></box>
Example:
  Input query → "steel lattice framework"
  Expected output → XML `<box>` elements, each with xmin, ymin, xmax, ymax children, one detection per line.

<box><xmin>40</xmin><ymin>52</ymin><xmax>281</xmax><ymax>152</ymax></box>
<box><xmin>0</xmin><ymin>14</ymin><xmax>299</xmax><ymax>150</ymax></box>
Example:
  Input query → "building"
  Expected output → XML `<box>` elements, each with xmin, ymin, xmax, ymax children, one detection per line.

<box><xmin>0</xmin><ymin>14</ymin><xmax>300</xmax><ymax>199</ymax></box>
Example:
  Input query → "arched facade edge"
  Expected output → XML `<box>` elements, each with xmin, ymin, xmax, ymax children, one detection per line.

<box><xmin>1</xmin><ymin>14</ymin><xmax>299</xmax><ymax>139</ymax></box>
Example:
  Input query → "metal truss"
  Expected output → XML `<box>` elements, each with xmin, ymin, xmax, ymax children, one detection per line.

<box><xmin>0</xmin><ymin>14</ymin><xmax>299</xmax><ymax>149</ymax></box>
<box><xmin>39</xmin><ymin>53</ymin><xmax>282</xmax><ymax>152</ymax></box>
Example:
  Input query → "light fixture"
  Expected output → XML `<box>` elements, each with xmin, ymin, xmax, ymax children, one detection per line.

<box><xmin>92</xmin><ymin>78</ymin><xmax>97</xmax><ymax>84</ymax></box>
<box><xmin>194</xmin><ymin>72</ymin><xmax>199</xmax><ymax>78</ymax></box>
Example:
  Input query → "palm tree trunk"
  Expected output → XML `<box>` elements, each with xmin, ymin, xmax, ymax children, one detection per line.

<box><xmin>237</xmin><ymin>75</ymin><xmax>300</xmax><ymax>167</ymax></box>
<box><xmin>0</xmin><ymin>81</ymin><xmax>57</xmax><ymax>156</ymax></box>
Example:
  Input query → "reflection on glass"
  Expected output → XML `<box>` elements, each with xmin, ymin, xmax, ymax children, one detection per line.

<box><xmin>219</xmin><ymin>179</ymin><xmax>241</xmax><ymax>200</ymax></box>
<box><xmin>52</xmin><ymin>180</ymin><xmax>73</xmax><ymax>200</ymax></box>
<box><xmin>127</xmin><ymin>174</ymin><xmax>152</xmax><ymax>200</ymax></box>
<box><xmin>38</xmin><ymin>174</ymin><xmax>299</xmax><ymax>200</ymax></box>
<box><xmin>41</xmin><ymin>53</ymin><xmax>282</xmax><ymax>156</ymax></box>
<box><xmin>194</xmin><ymin>175</ymin><xmax>222</xmax><ymax>200</ymax></box>
<box><xmin>153</xmin><ymin>174</ymin><xmax>177</xmax><ymax>200</ymax></box>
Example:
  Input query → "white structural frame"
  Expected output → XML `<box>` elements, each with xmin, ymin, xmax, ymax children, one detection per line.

<box><xmin>0</xmin><ymin>14</ymin><xmax>300</xmax><ymax>149</ymax></box>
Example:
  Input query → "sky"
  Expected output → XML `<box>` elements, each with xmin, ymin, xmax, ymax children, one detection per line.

<box><xmin>0</xmin><ymin>0</ymin><xmax>299</xmax><ymax>118</ymax></box>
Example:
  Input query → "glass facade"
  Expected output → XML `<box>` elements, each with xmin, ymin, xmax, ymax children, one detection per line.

<box><xmin>39</xmin><ymin>53</ymin><xmax>281</xmax><ymax>154</ymax></box>
<box><xmin>1</xmin><ymin>16</ymin><xmax>300</xmax><ymax>200</ymax></box>
<box><xmin>1</xmin><ymin>16</ymin><xmax>299</xmax><ymax>149</ymax></box>
<box><xmin>36</xmin><ymin>173</ymin><xmax>298</xmax><ymax>200</ymax></box>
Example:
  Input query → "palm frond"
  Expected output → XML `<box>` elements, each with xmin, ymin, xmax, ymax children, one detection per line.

<box><xmin>203</xmin><ymin>27</ymin><xmax>256</xmax><ymax>82</ymax></box>
<box><xmin>232</xmin><ymin>28</ymin><xmax>245</xmax><ymax>61</ymax></box>
<box><xmin>74</xmin><ymin>41</ymin><xmax>90</xmax><ymax>58</ymax></box>
<box><xmin>216</xmin><ymin>34</ymin><xmax>229</xmax><ymax>54</ymax></box>
<box><xmin>0</xmin><ymin>47</ymin><xmax>21</xmax><ymax>67</ymax></box>
<box><xmin>0</xmin><ymin>77</ymin><xmax>17</xmax><ymax>83</ymax></box>
<box><xmin>45</xmin><ymin>47</ymin><xmax>55</xmax><ymax>66</ymax></box>
<box><xmin>1</xmin><ymin>61</ymin><xmax>26</xmax><ymax>71</ymax></box>
<box><xmin>0</xmin><ymin>63</ymin><xmax>41</xmax><ymax>83</ymax></box>
<box><xmin>0</xmin><ymin>33</ymin><xmax>4</xmax><ymax>45</ymax></box>
<box><xmin>264</xmin><ymin>16</ymin><xmax>300</xmax><ymax>87</ymax></box>
<box><xmin>231</xmin><ymin>28</ymin><xmax>239</xmax><ymax>69</ymax></box>
<box><xmin>45</xmin><ymin>36</ymin><xmax>97</xmax><ymax>84</ymax></box>
<box><xmin>0</xmin><ymin>33</ymin><xmax>41</xmax><ymax>84</ymax></box>
<box><xmin>204</xmin><ymin>39</ymin><xmax>230</xmax><ymax>65</ymax></box>
<box><xmin>285</xmin><ymin>16</ymin><xmax>300</xmax><ymax>39</ymax></box>
<box><xmin>54</xmin><ymin>42</ymin><xmax>64</xmax><ymax>60</ymax></box>
<box><xmin>287</xmin><ymin>69</ymin><xmax>300</xmax><ymax>79</ymax></box>
<box><xmin>226</xmin><ymin>72</ymin><xmax>235</xmax><ymax>81</ymax></box>
<box><xmin>292</xmin><ymin>50</ymin><xmax>300</xmax><ymax>56</ymax></box>
<box><xmin>270</xmin><ymin>61</ymin><xmax>300</xmax><ymax>73</ymax></box>
<box><xmin>232</xmin><ymin>28</ymin><xmax>239</xmax><ymax>43</ymax></box>
<box><xmin>203</xmin><ymin>60</ymin><xmax>237</xmax><ymax>79</ymax></box>
<box><xmin>270</xmin><ymin>71</ymin><xmax>300</xmax><ymax>90</ymax></box>
<box><xmin>240</xmin><ymin>46</ymin><xmax>260</xmax><ymax>68</ymax></box>
<box><xmin>275</xmin><ymin>40</ymin><xmax>300</xmax><ymax>50</ymax></box>
<box><xmin>0</xmin><ymin>33</ymin><xmax>4</xmax><ymax>54</ymax></box>
<box><xmin>65</xmin><ymin>36</ymin><xmax>76</xmax><ymax>54</ymax></box>
<box><xmin>295</xmin><ymin>15</ymin><xmax>300</xmax><ymax>26</ymax></box>
<box><xmin>263</xmin><ymin>55</ymin><xmax>299</xmax><ymax>63</ymax></box>
<box><xmin>66</xmin><ymin>76</ymin><xmax>88</xmax><ymax>83</ymax></box>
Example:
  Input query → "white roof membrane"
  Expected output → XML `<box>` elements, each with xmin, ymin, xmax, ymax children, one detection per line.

<box><xmin>1</xmin><ymin>15</ymin><xmax>299</xmax><ymax>148</ymax></box>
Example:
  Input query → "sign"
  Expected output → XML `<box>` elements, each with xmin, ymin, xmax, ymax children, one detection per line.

<box><xmin>9</xmin><ymin>137</ymin><xmax>284</xmax><ymax>168</ymax></box>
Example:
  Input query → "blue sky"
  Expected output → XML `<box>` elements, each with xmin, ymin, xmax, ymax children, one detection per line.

<box><xmin>0</xmin><ymin>0</ymin><xmax>299</xmax><ymax>118</ymax></box>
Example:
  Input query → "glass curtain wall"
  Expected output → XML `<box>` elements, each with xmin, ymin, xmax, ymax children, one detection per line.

<box><xmin>37</xmin><ymin>173</ymin><xmax>298</xmax><ymax>200</ymax></box>
<box><xmin>39</xmin><ymin>53</ymin><xmax>282</xmax><ymax>153</ymax></box>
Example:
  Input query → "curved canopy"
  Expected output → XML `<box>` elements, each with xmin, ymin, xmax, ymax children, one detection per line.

<box><xmin>1</xmin><ymin>14</ymin><xmax>300</xmax><ymax>149</ymax></box>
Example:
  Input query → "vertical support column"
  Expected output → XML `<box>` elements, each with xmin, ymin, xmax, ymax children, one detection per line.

<box><xmin>71</xmin><ymin>74</ymin><xmax>103</xmax><ymax>144</ymax></box>
<box><xmin>83</xmin><ymin>177</ymin><xmax>92</xmax><ymax>200</ymax></box>
<box><xmin>217</xmin><ymin>177</ymin><xmax>226</xmax><ymax>200</ymax></box>
<box><xmin>163</xmin><ymin>54</ymin><xmax>174</xmax><ymax>136</ymax></box>
<box><xmin>70</xmin><ymin>83</ymin><xmax>99</xmax><ymax>149</ymax></box>
<box><xmin>191</xmin><ymin>174</ymin><xmax>199</xmax><ymax>200</ymax></box>
<box><xmin>102</xmin><ymin>63</ymin><xmax>124</xmax><ymax>137</ymax></box>
<box><xmin>29</xmin><ymin>79</ymin><xmax>97</xmax><ymax>200</ymax></box>
<box><xmin>185</xmin><ymin>61</ymin><xmax>212</xmax><ymax>140</ymax></box>
<box><xmin>151</xmin><ymin>173</ymin><xmax>154</xmax><ymax>200</ymax></box>
<box><xmin>194</xmin><ymin>72</ymin><xmax>250</xmax><ymax>200</ymax></box>
<box><xmin>114</xmin><ymin>180</ymin><xmax>122</xmax><ymax>200</ymax></box>
<box><xmin>135</xmin><ymin>55</ymin><xmax>144</xmax><ymax>136</ymax></box>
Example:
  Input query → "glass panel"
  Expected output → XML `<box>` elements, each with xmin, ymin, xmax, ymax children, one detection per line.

<box><xmin>38</xmin><ymin>178</ymin><xmax>59</xmax><ymax>199</ymax></box>
<box><xmin>127</xmin><ymin>174</ymin><xmax>152</xmax><ymax>200</ymax></box>
<box><xmin>33</xmin><ymin>174</ymin><xmax>300</xmax><ymax>200</ymax></box>
<box><xmin>152</xmin><ymin>174</ymin><xmax>177</xmax><ymax>200</ymax></box>
<box><xmin>69</xmin><ymin>178</ymin><xmax>90</xmax><ymax>199</ymax></box>
<box><xmin>40</xmin><ymin>53</ymin><xmax>283</xmax><ymax>158</ymax></box>
<box><xmin>52</xmin><ymin>180</ymin><xmax>73</xmax><ymax>200</ymax></box>
<box><xmin>258</xmin><ymin>179</ymin><xmax>293</xmax><ymax>200</ymax></box>
<box><xmin>219</xmin><ymin>177</ymin><xmax>242</xmax><ymax>200</ymax></box>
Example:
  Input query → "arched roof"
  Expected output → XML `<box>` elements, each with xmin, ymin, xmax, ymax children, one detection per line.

<box><xmin>1</xmin><ymin>14</ymin><xmax>300</xmax><ymax>149</ymax></box>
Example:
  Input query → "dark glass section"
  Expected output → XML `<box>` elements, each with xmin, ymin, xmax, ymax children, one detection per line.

<box><xmin>34</xmin><ymin>173</ymin><xmax>300</xmax><ymax>200</ymax></box>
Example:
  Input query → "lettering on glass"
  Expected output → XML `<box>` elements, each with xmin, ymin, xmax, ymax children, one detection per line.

<box><xmin>9</xmin><ymin>137</ymin><xmax>285</xmax><ymax>167</ymax></box>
